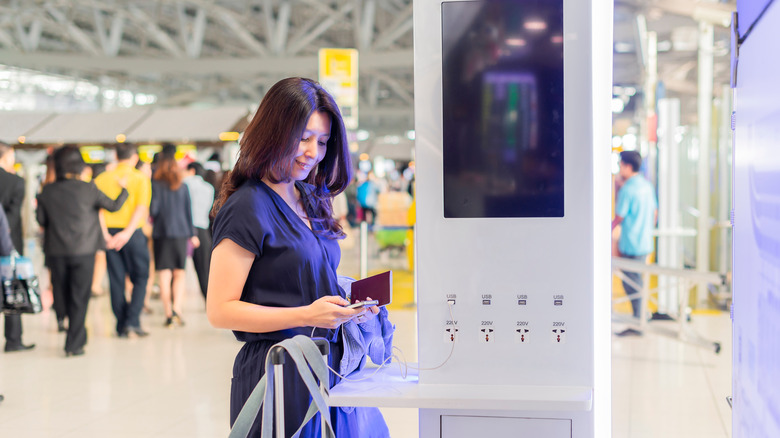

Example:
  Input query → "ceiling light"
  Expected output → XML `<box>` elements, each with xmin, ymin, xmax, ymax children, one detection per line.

<box><xmin>524</xmin><ymin>20</ymin><xmax>547</xmax><ymax>31</ymax></box>
<box><xmin>622</xmin><ymin>134</ymin><xmax>637</xmax><ymax>151</ymax></box>
<box><xmin>611</xmin><ymin>98</ymin><xmax>625</xmax><ymax>113</ymax></box>
<box><xmin>382</xmin><ymin>135</ymin><xmax>400</xmax><ymax>144</ymax></box>
<box><xmin>219</xmin><ymin>131</ymin><xmax>240</xmax><ymax>142</ymax></box>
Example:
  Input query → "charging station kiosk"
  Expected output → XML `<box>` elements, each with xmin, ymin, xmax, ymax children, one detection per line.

<box><xmin>330</xmin><ymin>1</ymin><xmax>612</xmax><ymax>436</ymax></box>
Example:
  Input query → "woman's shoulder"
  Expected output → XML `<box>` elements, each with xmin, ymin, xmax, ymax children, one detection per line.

<box><xmin>212</xmin><ymin>180</ymin><xmax>277</xmax><ymax>247</ymax></box>
<box><xmin>41</xmin><ymin>179</ymin><xmax>89</xmax><ymax>195</ymax></box>
<box><xmin>220</xmin><ymin>180</ymin><xmax>275</xmax><ymax>215</ymax></box>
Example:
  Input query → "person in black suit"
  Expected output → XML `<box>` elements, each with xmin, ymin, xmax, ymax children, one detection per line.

<box><xmin>37</xmin><ymin>145</ymin><xmax>128</xmax><ymax>356</ymax></box>
<box><xmin>0</xmin><ymin>141</ymin><xmax>34</xmax><ymax>352</ymax></box>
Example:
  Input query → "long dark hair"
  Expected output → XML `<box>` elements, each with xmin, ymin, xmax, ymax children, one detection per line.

<box><xmin>153</xmin><ymin>156</ymin><xmax>182</xmax><ymax>190</ymax></box>
<box><xmin>212</xmin><ymin>77</ymin><xmax>352</xmax><ymax>239</ymax></box>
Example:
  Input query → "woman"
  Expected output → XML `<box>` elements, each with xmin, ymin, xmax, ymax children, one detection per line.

<box><xmin>150</xmin><ymin>155</ymin><xmax>198</xmax><ymax>327</ymax></box>
<box><xmin>36</xmin><ymin>145</ymin><xmax>128</xmax><ymax>356</ymax></box>
<box><xmin>207</xmin><ymin>77</ymin><xmax>379</xmax><ymax>437</ymax></box>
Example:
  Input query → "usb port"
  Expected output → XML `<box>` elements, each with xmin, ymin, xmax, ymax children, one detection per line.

<box><xmin>518</xmin><ymin>299</ymin><xmax>527</xmax><ymax>305</ymax></box>
<box><xmin>482</xmin><ymin>299</ymin><xmax>491</xmax><ymax>305</ymax></box>
<box><xmin>554</xmin><ymin>299</ymin><xmax>563</xmax><ymax>306</ymax></box>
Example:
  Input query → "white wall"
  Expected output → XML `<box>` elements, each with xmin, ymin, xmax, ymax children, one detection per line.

<box><xmin>732</xmin><ymin>1</ymin><xmax>780</xmax><ymax>436</ymax></box>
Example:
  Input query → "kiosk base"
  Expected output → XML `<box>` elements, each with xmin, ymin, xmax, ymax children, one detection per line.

<box><xmin>430</xmin><ymin>413</ymin><xmax>571</xmax><ymax>438</ymax></box>
<box><xmin>329</xmin><ymin>365</ymin><xmax>591</xmax><ymax>437</ymax></box>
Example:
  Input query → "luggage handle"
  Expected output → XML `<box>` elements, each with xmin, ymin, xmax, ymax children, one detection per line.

<box><xmin>230</xmin><ymin>336</ymin><xmax>335</xmax><ymax>438</ymax></box>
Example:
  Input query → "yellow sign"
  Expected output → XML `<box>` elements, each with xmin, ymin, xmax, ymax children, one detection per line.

<box><xmin>320</xmin><ymin>49</ymin><xmax>355</xmax><ymax>78</ymax></box>
<box><xmin>138</xmin><ymin>144</ymin><xmax>161</xmax><ymax>163</ymax></box>
<box><xmin>175</xmin><ymin>144</ymin><xmax>197</xmax><ymax>161</ymax></box>
<box><xmin>80</xmin><ymin>145</ymin><xmax>105</xmax><ymax>163</ymax></box>
<box><xmin>319</xmin><ymin>48</ymin><xmax>359</xmax><ymax>130</ymax></box>
<box><xmin>138</xmin><ymin>144</ymin><xmax>197</xmax><ymax>162</ymax></box>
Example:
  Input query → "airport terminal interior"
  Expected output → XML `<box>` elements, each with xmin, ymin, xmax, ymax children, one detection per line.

<box><xmin>0</xmin><ymin>0</ymin><xmax>776</xmax><ymax>437</ymax></box>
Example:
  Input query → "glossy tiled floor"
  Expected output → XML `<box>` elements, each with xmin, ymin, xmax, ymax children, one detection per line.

<box><xmin>611</xmin><ymin>315</ymin><xmax>732</xmax><ymax>438</ymax></box>
<box><xmin>0</xmin><ymin>244</ymin><xmax>731</xmax><ymax>437</ymax></box>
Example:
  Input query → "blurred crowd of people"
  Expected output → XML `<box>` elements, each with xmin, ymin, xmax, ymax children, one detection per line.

<box><xmin>1</xmin><ymin>141</ymin><xmax>222</xmax><ymax>357</ymax></box>
<box><xmin>342</xmin><ymin>168</ymin><xmax>415</xmax><ymax>229</ymax></box>
<box><xmin>2</xmin><ymin>139</ymin><xmax>419</xmax><ymax>359</ymax></box>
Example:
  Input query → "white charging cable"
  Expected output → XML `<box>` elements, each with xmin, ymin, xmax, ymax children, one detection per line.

<box><xmin>324</xmin><ymin>301</ymin><xmax>457</xmax><ymax>382</ymax></box>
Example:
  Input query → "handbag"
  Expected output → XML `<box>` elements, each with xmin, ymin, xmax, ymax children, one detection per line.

<box><xmin>1</xmin><ymin>255</ymin><xmax>43</xmax><ymax>314</ymax></box>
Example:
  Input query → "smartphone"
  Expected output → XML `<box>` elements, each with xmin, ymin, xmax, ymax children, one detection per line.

<box><xmin>350</xmin><ymin>271</ymin><xmax>392</xmax><ymax>307</ymax></box>
<box><xmin>347</xmin><ymin>300</ymin><xmax>379</xmax><ymax>309</ymax></box>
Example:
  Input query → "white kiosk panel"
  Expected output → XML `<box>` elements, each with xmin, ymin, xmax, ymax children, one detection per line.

<box><xmin>330</xmin><ymin>1</ymin><xmax>611</xmax><ymax>437</ymax></box>
<box><xmin>414</xmin><ymin>0</ymin><xmax>611</xmax><ymax>436</ymax></box>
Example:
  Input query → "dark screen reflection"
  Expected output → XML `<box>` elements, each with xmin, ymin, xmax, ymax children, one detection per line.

<box><xmin>442</xmin><ymin>0</ymin><xmax>564</xmax><ymax>218</ymax></box>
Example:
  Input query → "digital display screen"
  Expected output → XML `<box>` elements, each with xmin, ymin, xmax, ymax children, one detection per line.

<box><xmin>442</xmin><ymin>0</ymin><xmax>564</xmax><ymax>218</ymax></box>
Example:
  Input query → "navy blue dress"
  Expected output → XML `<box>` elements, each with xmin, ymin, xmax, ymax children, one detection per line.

<box><xmin>212</xmin><ymin>179</ymin><xmax>345</xmax><ymax>437</ymax></box>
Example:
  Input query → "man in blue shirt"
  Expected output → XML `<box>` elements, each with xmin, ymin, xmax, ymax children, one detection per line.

<box><xmin>612</xmin><ymin>151</ymin><xmax>658</xmax><ymax>324</ymax></box>
<box><xmin>356</xmin><ymin>171</ymin><xmax>380</xmax><ymax>225</ymax></box>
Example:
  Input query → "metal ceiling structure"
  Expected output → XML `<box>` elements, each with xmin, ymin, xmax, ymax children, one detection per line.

<box><xmin>0</xmin><ymin>0</ymin><xmax>414</xmax><ymax>135</ymax></box>
<box><xmin>0</xmin><ymin>0</ymin><xmax>735</xmax><ymax>136</ymax></box>
<box><xmin>613</xmin><ymin>0</ymin><xmax>735</xmax><ymax>126</ymax></box>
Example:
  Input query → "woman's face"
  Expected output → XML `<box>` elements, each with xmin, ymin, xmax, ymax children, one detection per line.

<box><xmin>292</xmin><ymin>110</ymin><xmax>331</xmax><ymax>181</ymax></box>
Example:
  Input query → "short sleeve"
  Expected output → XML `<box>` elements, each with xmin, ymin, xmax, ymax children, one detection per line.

<box><xmin>652</xmin><ymin>187</ymin><xmax>658</xmax><ymax>209</ymax></box>
<box><xmin>211</xmin><ymin>184</ymin><xmax>269</xmax><ymax>257</ymax></box>
<box><xmin>136</xmin><ymin>174</ymin><xmax>152</xmax><ymax>208</ymax></box>
<box><xmin>615</xmin><ymin>184</ymin><xmax>630</xmax><ymax>218</ymax></box>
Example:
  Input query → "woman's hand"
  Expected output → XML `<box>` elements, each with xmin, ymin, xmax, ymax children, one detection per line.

<box><xmin>352</xmin><ymin>296</ymin><xmax>380</xmax><ymax>324</ymax></box>
<box><xmin>305</xmin><ymin>295</ymin><xmax>363</xmax><ymax>329</ymax></box>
